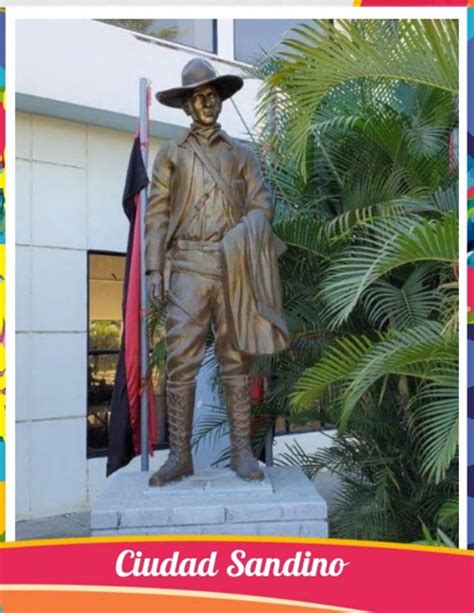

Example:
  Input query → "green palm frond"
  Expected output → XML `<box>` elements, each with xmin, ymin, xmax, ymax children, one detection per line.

<box><xmin>437</xmin><ymin>497</ymin><xmax>459</xmax><ymax>535</ymax></box>
<box><xmin>331</xmin><ymin>481</ymin><xmax>399</xmax><ymax>541</ymax></box>
<box><xmin>405</xmin><ymin>115</ymin><xmax>448</xmax><ymax>158</ymax></box>
<box><xmin>338</xmin><ymin>325</ymin><xmax>456</xmax><ymax>428</ymax></box>
<box><xmin>292</xmin><ymin>322</ymin><xmax>456</xmax><ymax>430</ymax></box>
<box><xmin>314</xmin><ymin>100</ymin><xmax>452</xmax><ymax>196</ymax></box>
<box><xmin>312</xmin><ymin>114</ymin><xmax>366</xmax><ymax>139</ymax></box>
<box><xmin>191</xmin><ymin>404</ymin><xmax>228</xmax><ymax>453</ymax></box>
<box><xmin>430</xmin><ymin>184</ymin><xmax>459</xmax><ymax>215</ymax></box>
<box><xmin>282</xmin><ymin>287</ymin><xmax>326</xmax><ymax>335</ymax></box>
<box><xmin>362</xmin><ymin>264</ymin><xmax>443</xmax><ymax>330</ymax></box>
<box><xmin>275</xmin><ymin>438</ymin><xmax>330</xmax><ymax>479</ymax></box>
<box><xmin>266</xmin><ymin>19</ymin><xmax>458</xmax><ymax>174</ymax></box>
<box><xmin>210</xmin><ymin>446</ymin><xmax>232</xmax><ymax>468</ymax></box>
<box><xmin>415</xmin><ymin>525</ymin><xmax>457</xmax><ymax>547</ymax></box>
<box><xmin>150</xmin><ymin>338</ymin><xmax>166</xmax><ymax>367</ymax></box>
<box><xmin>322</xmin><ymin>197</ymin><xmax>426</xmax><ymax>240</ymax></box>
<box><xmin>340</xmin><ymin>171</ymin><xmax>409</xmax><ymax>212</ymax></box>
<box><xmin>273</xmin><ymin>218</ymin><xmax>329</xmax><ymax>258</ymax></box>
<box><xmin>409</xmin><ymin>365</ymin><xmax>458</xmax><ymax>482</ymax></box>
<box><xmin>291</xmin><ymin>334</ymin><xmax>375</xmax><ymax>409</ymax></box>
<box><xmin>320</xmin><ymin>214</ymin><xmax>458</xmax><ymax>326</ymax></box>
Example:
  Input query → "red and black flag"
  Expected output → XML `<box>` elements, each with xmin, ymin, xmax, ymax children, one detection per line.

<box><xmin>107</xmin><ymin>137</ymin><xmax>156</xmax><ymax>476</ymax></box>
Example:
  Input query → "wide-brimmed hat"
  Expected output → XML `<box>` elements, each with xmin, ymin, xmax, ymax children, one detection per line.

<box><xmin>156</xmin><ymin>58</ymin><xmax>244</xmax><ymax>109</ymax></box>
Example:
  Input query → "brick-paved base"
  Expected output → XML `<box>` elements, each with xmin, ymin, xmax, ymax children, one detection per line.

<box><xmin>91</xmin><ymin>467</ymin><xmax>328</xmax><ymax>537</ymax></box>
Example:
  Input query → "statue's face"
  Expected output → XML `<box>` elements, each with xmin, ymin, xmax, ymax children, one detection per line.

<box><xmin>184</xmin><ymin>84</ymin><xmax>222</xmax><ymax>126</ymax></box>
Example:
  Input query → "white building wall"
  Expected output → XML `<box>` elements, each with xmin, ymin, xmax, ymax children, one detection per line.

<box><xmin>15</xmin><ymin>112</ymin><xmax>168</xmax><ymax>520</ymax></box>
<box><xmin>16</xmin><ymin>20</ymin><xmax>260</xmax><ymax>142</ymax></box>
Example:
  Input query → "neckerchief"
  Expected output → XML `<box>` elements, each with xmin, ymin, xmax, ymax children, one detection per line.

<box><xmin>190</xmin><ymin>122</ymin><xmax>222</xmax><ymax>146</ymax></box>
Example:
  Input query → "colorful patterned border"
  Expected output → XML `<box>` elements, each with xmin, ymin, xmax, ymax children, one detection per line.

<box><xmin>0</xmin><ymin>8</ymin><xmax>5</xmax><ymax>543</ymax></box>
<box><xmin>468</xmin><ymin>8</ymin><xmax>474</xmax><ymax>550</ymax></box>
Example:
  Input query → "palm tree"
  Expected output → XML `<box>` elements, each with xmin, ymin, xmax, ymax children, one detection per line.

<box><xmin>249</xmin><ymin>18</ymin><xmax>459</xmax><ymax>543</ymax></box>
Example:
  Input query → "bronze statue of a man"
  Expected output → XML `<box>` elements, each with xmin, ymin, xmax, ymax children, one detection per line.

<box><xmin>145</xmin><ymin>58</ymin><xmax>288</xmax><ymax>487</ymax></box>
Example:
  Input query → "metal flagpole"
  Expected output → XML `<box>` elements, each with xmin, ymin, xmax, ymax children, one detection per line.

<box><xmin>139</xmin><ymin>77</ymin><xmax>151</xmax><ymax>471</ymax></box>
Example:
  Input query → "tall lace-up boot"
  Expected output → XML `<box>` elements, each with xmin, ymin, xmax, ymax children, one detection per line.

<box><xmin>148</xmin><ymin>381</ymin><xmax>195</xmax><ymax>487</ymax></box>
<box><xmin>221</xmin><ymin>375</ymin><xmax>264</xmax><ymax>481</ymax></box>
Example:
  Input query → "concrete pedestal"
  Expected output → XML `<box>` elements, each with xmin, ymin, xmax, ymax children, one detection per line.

<box><xmin>91</xmin><ymin>467</ymin><xmax>327</xmax><ymax>537</ymax></box>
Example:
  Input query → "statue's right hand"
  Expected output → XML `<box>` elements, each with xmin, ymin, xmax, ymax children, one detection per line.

<box><xmin>148</xmin><ymin>271</ymin><xmax>163</xmax><ymax>308</ymax></box>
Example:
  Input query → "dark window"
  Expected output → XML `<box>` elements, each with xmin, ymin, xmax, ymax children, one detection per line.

<box><xmin>234</xmin><ymin>19</ymin><xmax>316</xmax><ymax>64</ymax></box>
<box><xmin>87</xmin><ymin>252</ymin><xmax>126</xmax><ymax>457</ymax></box>
<box><xmin>87</xmin><ymin>252</ymin><xmax>169</xmax><ymax>458</ymax></box>
<box><xmin>99</xmin><ymin>19</ymin><xmax>217</xmax><ymax>54</ymax></box>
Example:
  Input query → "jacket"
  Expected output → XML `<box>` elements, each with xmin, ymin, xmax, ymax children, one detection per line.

<box><xmin>145</xmin><ymin>126</ymin><xmax>289</xmax><ymax>355</ymax></box>
<box><xmin>145</xmin><ymin>127</ymin><xmax>273</xmax><ymax>274</ymax></box>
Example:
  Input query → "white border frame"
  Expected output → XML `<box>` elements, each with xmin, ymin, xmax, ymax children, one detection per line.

<box><xmin>5</xmin><ymin>6</ymin><xmax>468</xmax><ymax>550</ymax></box>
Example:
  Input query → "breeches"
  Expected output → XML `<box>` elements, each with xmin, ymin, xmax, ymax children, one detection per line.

<box><xmin>165</xmin><ymin>251</ymin><xmax>251</xmax><ymax>383</ymax></box>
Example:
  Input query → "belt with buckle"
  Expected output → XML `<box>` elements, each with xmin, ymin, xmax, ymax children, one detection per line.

<box><xmin>174</xmin><ymin>239</ymin><xmax>222</xmax><ymax>252</ymax></box>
